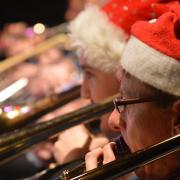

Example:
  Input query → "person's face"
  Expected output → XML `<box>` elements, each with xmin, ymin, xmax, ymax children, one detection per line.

<box><xmin>65</xmin><ymin>0</ymin><xmax>85</xmax><ymax>21</ymax></box>
<box><xmin>1</xmin><ymin>24</ymin><xmax>34</xmax><ymax>56</ymax></box>
<box><xmin>79</xmin><ymin>57</ymin><xmax>120</xmax><ymax>133</ymax></box>
<box><xmin>85</xmin><ymin>0</ymin><xmax>108</xmax><ymax>6</ymax></box>
<box><xmin>109</xmin><ymin>69</ymin><xmax>179</xmax><ymax>178</ymax></box>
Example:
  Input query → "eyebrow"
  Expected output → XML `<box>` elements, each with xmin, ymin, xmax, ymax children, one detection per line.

<box><xmin>80</xmin><ymin>65</ymin><xmax>93</xmax><ymax>71</ymax></box>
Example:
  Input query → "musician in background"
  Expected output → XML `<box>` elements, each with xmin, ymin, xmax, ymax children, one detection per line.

<box><xmin>0</xmin><ymin>22</ymin><xmax>29</xmax><ymax>57</ymax></box>
<box><xmin>85</xmin><ymin>3</ymin><xmax>180</xmax><ymax>179</ymax></box>
<box><xmin>65</xmin><ymin>0</ymin><xmax>86</xmax><ymax>21</ymax></box>
<box><xmin>64</xmin><ymin>0</ymin><xmax>109</xmax><ymax>22</ymax></box>
<box><xmin>0</xmin><ymin>20</ymin><xmax>84</xmax><ymax>178</ymax></box>
<box><xmin>0</xmin><ymin>21</ymin><xmax>77</xmax><ymax>98</ymax></box>
<box><xmin>52</xmin><ymin>0</ymin><xmax>170</xmax><ymax>166</ymax></box>
<box><xmin>0</xmin><ymin>22</ymin><xmax>40</xmax><ymax>91</ymax></box>
<box><xmin>0</xmin><ymin>53</ymin><xmax>87</xmax><ymax>179</ymax></box>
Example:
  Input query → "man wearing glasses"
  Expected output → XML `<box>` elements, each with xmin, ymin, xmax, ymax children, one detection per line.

<box><xmin>53</xmin><ymin>0</ymin><xmax>171</xmax><ymax>167</ymax></box>
<box><xmin>85</xmin><ymin>4</ymin><xmax>180</xmax><ymax>179</ymax></box>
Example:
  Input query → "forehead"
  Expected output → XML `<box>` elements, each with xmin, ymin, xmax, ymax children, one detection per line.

<box><xmin>120</xmin><ymin>70</ymin><xmax>155</xmax><ymax>97</ymax></box>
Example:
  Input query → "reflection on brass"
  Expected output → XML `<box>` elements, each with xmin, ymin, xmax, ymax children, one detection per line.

<box><xmin>59</xmin><ymin>135</ymin><xmax>129</xmax><ymax>180</ymax></box>
<box><xmin>0</xmin><ymin>85</ymin><xmax>81</xmax><ymax>132</ymax></box>
<box><xmin>61</xmin><ymin>135</ymin><xmax>180</xmax><ymax>180</ymax></box>
<box><xmin>0</xmin><ymin>94</ymin><xmax>118</xmax><ymax>165</ymax></box>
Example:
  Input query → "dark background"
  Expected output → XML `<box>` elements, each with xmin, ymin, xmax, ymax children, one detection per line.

<box><xmin>0</xmin><ymin>0</ymin><xmax>68</xmax><ymax>29</ymax></box>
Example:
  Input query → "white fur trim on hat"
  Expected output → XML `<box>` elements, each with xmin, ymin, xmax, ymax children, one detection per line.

<box><xmin>69</xmin><ymin>5</ymin><xmax>127</xmax><ymax>74</ymax></box>
<box><xmin>121</xmin><ymin>36</ymin><xmax>180</xmax><ymax>96</ymax></box>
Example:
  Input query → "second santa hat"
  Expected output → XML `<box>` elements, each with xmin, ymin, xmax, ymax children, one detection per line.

<box><xmin>69</xmin><ymin>0</ymin><xmax>170</xmax><ymax>73</ymax></box>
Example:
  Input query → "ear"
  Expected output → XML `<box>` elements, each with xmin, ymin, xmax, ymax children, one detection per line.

<box><xmin>172</xmin><ymin>99</ymin><xmax>180</xmax><ymax>135</ymax></box>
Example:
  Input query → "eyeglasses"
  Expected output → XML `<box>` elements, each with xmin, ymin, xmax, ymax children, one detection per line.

<box><xmin>113</xmin><ymin>95</ymin><xmax>177</xmax><ymax>114</ymax></box>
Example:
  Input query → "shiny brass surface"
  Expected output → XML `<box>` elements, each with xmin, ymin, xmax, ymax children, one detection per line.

<box><xmin>66</xmin><ymin>135</ymin><xmax>180</xmax><ymax>180</ymax></box>
<box><xmin>0</xmin><ymin>94</ymin><xmax>118</xmax><ymax>165</ymax></box>
<box><xmin>0</xmin><ymin>85</ymin><xmax>81</xmax><ymax>132</ymax></box>
<box><xmin>0</xmin><ymin>33</ymin><xmax>69</xmax><ymax>74</ymax></box>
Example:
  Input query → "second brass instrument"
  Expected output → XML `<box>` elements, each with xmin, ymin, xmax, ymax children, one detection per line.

<box><xmin>0</xmin><ymin>85</ymin><xmax>81</xmax><ymax>133</ymax></box>
<box><xmin>32</xmin><ymin>135</ymin><xmax>129</xmax><ymax>180</ymax></box>
<box><xmin>0</xmin><ymin>94</ymin><xmax>117</xmax><ymax>165</ymax></box>
<box><xmin>0</xmin><ymin>33</ymin><xmax>69</xmax><ymax>74</ymax></box>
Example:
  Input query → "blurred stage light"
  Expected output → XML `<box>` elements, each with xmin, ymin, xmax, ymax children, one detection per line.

<box><xmin>33</xmin><ymin>23</ymin><xmax>45</xmax><ymax>34</ymax></box>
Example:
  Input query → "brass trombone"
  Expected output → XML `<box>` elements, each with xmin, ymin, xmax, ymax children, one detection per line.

<box><xmin>0</xmin><ymin>94</ymin><xmax>118</xmax><ymax>165</ymax></box>
<box><xmin>0</xmin><ymin>31</ymin><xmax>69</xmax><ymax>74</ymax></box>
<box><xmin>27</xmin><ymin>135</ymin><xmax>129</xmax><ymax>180</ymax></box>
<box><xmin>59</xmin><ymin>134</ymin><xmax>180</xmax><ymax>180</ymax></box>
<box><xmin>0</xmin><ymin>84</ymin><xmax>81</xmax><ymax>133</ymax></box>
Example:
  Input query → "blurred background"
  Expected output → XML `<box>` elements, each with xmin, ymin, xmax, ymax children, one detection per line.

<box><xmin>0</xmin><ymin>0</ymin><xmax>106</xmax><ymax>179</ymax></box>
<box><xmin>0</xmin><ymin>0</ymin><xmax>68</xmax><ymax>29</ymax></box>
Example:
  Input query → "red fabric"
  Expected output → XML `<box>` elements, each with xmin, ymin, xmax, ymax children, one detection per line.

<box><xmin>101</xmin><ymin>0</ymin><xmax>171</xmax><ymax>35</ymax></box>
<box><xmin>131</xmin><ymin>2</ymin><xmax>180</xmax><ymax>60</ymax></box>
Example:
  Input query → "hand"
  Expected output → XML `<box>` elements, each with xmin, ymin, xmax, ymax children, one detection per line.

<box><xmin>85</xmin><ymin>142</ymin><xmax>116</xmax><ymax>171</ymax></box>
<box><xmin>53</xmin><ymin>124</ymin><xmax>92</xmax><ymax>164</ymax></box>
<box><xmin>33</xmin><ymin>142</ymin><xmax>54</xmax><ymax>162</ymax></box>
<box><xmin>85</xmin><ymin>142</ymin><xmax>136</xmax><ymax>180</ymax></box>
<box><xmin>89</xmin><ymin>135</ymin><xmax>109</xmax><ymax>150</ymax></box>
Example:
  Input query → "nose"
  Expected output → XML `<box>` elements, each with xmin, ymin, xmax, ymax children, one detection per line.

<box><xmin>108</xmin><ymin>109</ymin><xmax>121</xmax><ymax>132</ymax></box>
<box><xmin>81</xmin><ymin>79</ymin><xmax>91</xmax><ymax>99</ymax></box>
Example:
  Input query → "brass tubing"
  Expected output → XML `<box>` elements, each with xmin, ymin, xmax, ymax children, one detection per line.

<box><xmin>67</xmin><ymin>134</ymin><xmax>180</xmax><ymax>180</ymax></box>
<box><xmin>0</xmin><ymin>33</ymin><xmax>69</xmax><ymax>74</ymax></box>
<box><xmin>27</xmin><ymin>136</ymin><xmax>129</xmax><ymax>180</ymax></box>
<box><xmin>0</xmin><ymin>94</ymin><xmax>117</xmax><ymax>165</ymax></box>
<box><xmin>0</xmin><ymin>85</ymin><xmax>81</xmax><ymax>132</ymax></box>
<box><xmin>59</xmin><ymin>135</ymin><xmax>129</xmax><ymax>180</ymax></box>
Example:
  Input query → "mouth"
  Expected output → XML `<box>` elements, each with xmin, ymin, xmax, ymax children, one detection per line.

<box><xmin>112</xmin><ymin>135</ymin><xmax>131</xmax><ymax>157</ymax></box>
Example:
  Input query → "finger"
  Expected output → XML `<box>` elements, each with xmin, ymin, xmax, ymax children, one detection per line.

<box><xmin>44</xmin><ymin>142</ymin><xmax>54</xmax><ymax>151</ymax></box>
<box><xmin>85</xmin><ymin>148</ymin><xmax>103</xmax><ymax>171</ymax></box>
<box><xmin>53</xmin><ymin>140</ymin><xmax>66</xmax><ymax>164</ymax></box>
<box><xmin>36</xmin><ymin>148</ymin><xmax>52</xmax><ymax>161</ymax></box>
<box><xmin>103</xmin><ymin>142</ymin><xmax>116</xmax><ymax>164</ymax></box>
<box><xmin>89</xmin><ymin>136</ymin><xmax>109</xmax><ymax>150</ymax></box>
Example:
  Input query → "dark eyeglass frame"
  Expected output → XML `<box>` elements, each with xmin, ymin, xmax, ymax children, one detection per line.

<box><xmin>113</xmin><ymin>95</ymin><xmax>178</xmax><ymax>114</ymax></box>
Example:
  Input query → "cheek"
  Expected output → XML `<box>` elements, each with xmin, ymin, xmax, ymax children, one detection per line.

<box><xmin>124</xmin><ymin>106</ymin><xmax>172</xmax><ymax>152</ymax></box>
<box><xmin>89</xmin><ymin>79</ymin><xmax>107</xmax><ymax>102</ymax></box>
<box><xmin>120</xmin><ymin>105</ymin><xmax>151</xmax><ymax>151</ymax></box>
<box><xmin>100</xmin><ymin>113</ymin><xmax>111</xmax><ymax>132</ymax></box>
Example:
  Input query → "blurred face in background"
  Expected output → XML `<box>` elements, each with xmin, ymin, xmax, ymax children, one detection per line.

<box><xmin>1</xmin><ymin>22</ymin><xmax>30</xmax><ymax>56</ymax></box>
<box><xmin>65</xmin><ymin>0</ymin><xmax>109</xmax><ymax>21</ymax></box>
<box><xmin>85</xmin><ymin>0</ymin><xmax>108</xmax><ymax>6</ymax></box>
<box><xmin>65</xmin><ymin>0</ymin><xmax>86</xmax><ymax>21</ymax></box>
<box><xmin>1</xmin><ymin>22</ymin><xmax>46</xmax><ymax>56</ymax></box>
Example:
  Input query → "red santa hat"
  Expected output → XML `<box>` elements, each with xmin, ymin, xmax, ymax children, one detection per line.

<box><xmin>121</xmin><ymin>2</ymin><xmax>180</xmax><ymax>96</ymax></box>
<box><xmin>69</xmin><ymin>0</ymin><xmax>171</xmax><ymax>73</ymax></box>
